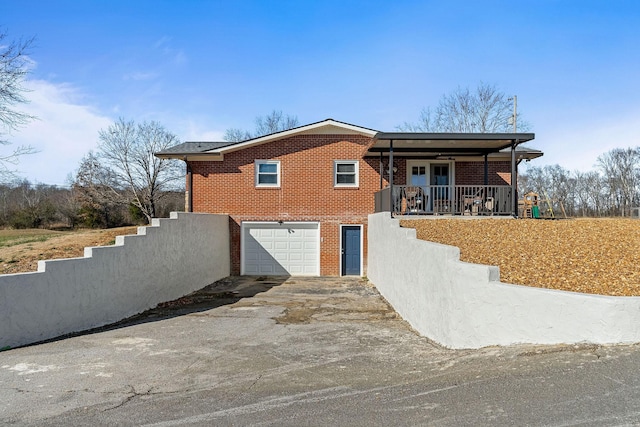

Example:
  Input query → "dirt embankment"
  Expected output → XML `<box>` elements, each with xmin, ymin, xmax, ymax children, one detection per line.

<box><xmin>0</xmin><ymin>227</ymin><xmax>139</xmax><ymax>275</ymax></box>
<box><xmin>401</xmin><ymin>218</ymin><xmax>640</xmax><ymax>296</ymax></box>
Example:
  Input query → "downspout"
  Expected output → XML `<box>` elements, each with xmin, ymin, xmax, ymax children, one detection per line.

<box><xmin>184</xmin><ymin>157</ymin><xmax>193</xmax><ymax>213</ymax></box>
<box><xmin>379</xmin><ymin>152</ymin><xmax>383</xmax><ymax>190</ymax></box>
<box><xmin>511</xmin><ymin>141</ymin><xmax>518</xmax><ymax>217</ymax></box>
<box><xmin>389</xmin><ymin>140</ymin><xmax>394</xmax><ymax>213</ymax></box>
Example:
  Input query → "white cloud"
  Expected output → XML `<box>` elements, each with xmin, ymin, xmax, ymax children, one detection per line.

<box><xmin>6</xmin><ymin>79</ymin><xmax>113</xmax><ymax>185</ymax></box>
<box><xmin>532</xmin><ymin>110</ymin><xmax>640</xmax><ymax>172</ymax></box>
<box><xmin>179</xmin><ymin>119</ymin><xmax>225</xmax><ymax>142</ymax></box>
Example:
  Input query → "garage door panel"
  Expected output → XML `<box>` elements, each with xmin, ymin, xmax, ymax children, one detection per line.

<box><xmin>274</xmin><ymin>241</ymin><xmax>288</xmax><ymax>250</ymax></box>
<box><xmin>245</xmin><ymin>253</ymin><xmax>259</xmax><ymax>262</ymax></box>
<box><xmin>253</xmin><ymin>238</ymin><xmax>274</xmax><ymax>250</ymax></box>
<box><xmin>242</xmin><ymin>222</ymin><xmax>319</xmax><ymax>276</ymax></box>
<box><xmin>273</xmin><ymin>254</ymin><xmax>288</xmax><ymax>262</ymax></box>
<box><xmin>289</xmin><ymin>241</ymin><xmax>303</xmax><ymax>250</ymax></box>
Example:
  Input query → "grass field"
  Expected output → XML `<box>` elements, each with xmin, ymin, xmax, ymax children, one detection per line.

<box><xmin>0</xmin><ymin>226</ymin><xmax>138</xmax><ymax>274</ymax></box>
<box><xmin>0</xmin><ymin>229</ymin><xmax>66</xmax><ymax>248</ymax></box>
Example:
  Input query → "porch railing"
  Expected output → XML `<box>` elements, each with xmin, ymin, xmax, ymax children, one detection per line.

<box><xmin>374</xmin><ymin>185</ymin><xmax>514</xmax><ymax>216</ymax></box>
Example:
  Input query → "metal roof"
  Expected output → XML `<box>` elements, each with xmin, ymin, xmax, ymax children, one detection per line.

<box><xmin>367</xmin><ymin>132</ymin><xmax>537</xmax><ymax>158</ymax></box>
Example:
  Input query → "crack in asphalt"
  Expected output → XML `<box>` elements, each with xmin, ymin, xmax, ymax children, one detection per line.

<box><xmin>104</xmin><ymin>385</ymin><xmax>154</xmax><ymax>412</ymax></box>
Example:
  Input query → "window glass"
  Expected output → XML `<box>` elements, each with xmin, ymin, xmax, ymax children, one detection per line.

<box><xmin>337</xmin><ymin>163</ymin><xmax>355</xmax><ymax>173</ymax></box>
<box><xmin>337</xmin><ymin>173</ymin><xmax>355</xmax><ymax>184</ymax></box>
<box><xmin>259</xmin><ymin>163</ymin><xmax>277</xmax><ymax>174</ymax></box>
<box><xmin>258</xmin><ymin>173</ymin><xmax>278</xmax><ymax>184</ymax></box>
<box><xmin>255</xmin><ymin>160</ymin><xmax>280</xmax><ymax>186</ymax></box>
<box><xmin>335</xmin><ymin>161</ymin><xmax>358</xmax><ymax>186</ymax></box>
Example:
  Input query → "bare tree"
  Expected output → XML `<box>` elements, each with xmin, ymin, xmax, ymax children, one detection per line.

<box><xmin>254</xmin><ymin>110</ymin><xmax>299</xmax><ymax>136</ymax></box>
<box><xmin>4</xmin><ymin>180</ymin><xmax>58</xmax><ymax>228</ymax></box>
<box><xmin>79</xmin><ymin>119</ymin><xmax>183</xmax><ymax>224</ymax></box>
<box><xmin>399</xmin><ymin>83</ymin><xmax>529</xmax><ymax>133</ymax></box>
<box><xmin>597</xmin><ymin>147</ymin><xmax>640</xmax><ymax>216</ymax></box>
<box><xmin>224</xmin><ymin>110</ymin><xmax>299</xmax><ymax>142</ymax></box>
<box><xmin>73</xmin><ymin>151</ymin><xmax>124</xmax><ymax>227</ymax></box>
<box><xmin>519</xmin><ymin>164</ymin><xmax>573</xmax><ymax>216</ymax></box>
<box><xmin>223</xmin><ymin>128</ymin><xmax>252</xmax><ymax>143</ymax></box>
<box><xmin>572</xmin><ymin>170</ymin><xmax>592</xmax><ymax>217</ymax></box>
<box><xmin>585</xmin><ymin>171</ymin><xmax>607</xmax><ymax>217</ymax></box>
<box><xmin>0</xmin><ymin>30</ymin><xmax>37</xmax><ymax>179</ymax></box>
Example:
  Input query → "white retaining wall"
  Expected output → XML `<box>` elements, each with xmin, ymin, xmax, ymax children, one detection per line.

<box><xmin>0</xmin><ymin>212</ymin><xmax>230</xmax><ymax>349</ymax></box>
<box><xmin>368</xmin><ymin>212</ymin><xmax>640</xmax><ymax>349</ymax></box>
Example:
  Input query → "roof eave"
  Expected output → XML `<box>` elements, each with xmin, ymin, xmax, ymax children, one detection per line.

<box><xmin>216</xmin><ymin>119</ymin><xmax>379</xmax><ymax>155</ymax></box>
<box><xmin>374</xmin><ymin>132</ymin><xmax>535</xmax><ymax>143</ymax></box>
<box><xmin>155</xmin><ymin>152</ymin><xmax>224</xmax><ymax>161</ymax></box>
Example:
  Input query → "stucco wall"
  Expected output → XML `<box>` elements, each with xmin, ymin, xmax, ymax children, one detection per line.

<box><xmin>0</xmin><ymin>212</ymin><xmax>230</xmax><ymax>349</ymax></box>
<box><xmin>368</xmin><ymin>212</ymin><xmax>640</xmax><ymax>349</ymax></box>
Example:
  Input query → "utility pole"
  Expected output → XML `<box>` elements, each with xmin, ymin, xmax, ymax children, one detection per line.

<box><xmin>509</xmin><ymin>95</ymin><xmax>518</xmax><ymax>133</ymax></box>
<box><xmin>508</xmin><ymin>95</ymin><xmax>519</xmax><ymax>217</ymax></box>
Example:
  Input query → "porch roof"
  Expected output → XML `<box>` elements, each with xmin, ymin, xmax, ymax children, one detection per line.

<box><xmin>367</xmin><ymin>132</ymin><xmax>536</xmax><ymax>157</ymax></box>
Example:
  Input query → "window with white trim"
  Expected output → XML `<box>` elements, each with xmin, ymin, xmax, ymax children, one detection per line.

<box><xmin>334</xmin><ymin>160</ymin><xmax>359</xmax><ymax>187</ymax></box>
<box><xmin>255</xmin><ymin>160</ymin><xmax>280</xmax><ymax>187</ymax></box>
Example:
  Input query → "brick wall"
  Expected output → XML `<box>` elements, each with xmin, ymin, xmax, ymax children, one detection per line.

<box><xmin>454</xmin><ymin>161</ymin><xmax>512</xmax><ymax>185</ymax></box>
<box><xmin>189</xmin><ymin>135</ymin><xmax>515</xmax><ymax>275</ymax></box>
<box><xmin>190</xmin><ymin>134</ymin><xmax>379</xmax><ymax>275</ymax></box>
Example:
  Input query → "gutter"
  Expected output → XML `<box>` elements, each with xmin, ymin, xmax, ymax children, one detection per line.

<box><xmin>184</xmin><ymin>157</ymin><xmax>193</xmax><ymax>213</ymax></box>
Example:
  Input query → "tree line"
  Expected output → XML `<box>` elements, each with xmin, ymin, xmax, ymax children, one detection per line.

<box><xmin>519</xmin><ymin>148</ymin><xmax>640</xmax><ymax>218</ymax></box>
<box><xmin>0</xmin><ymin>179</ymin><xmax>185</xmax><ymax>230</ymax></box>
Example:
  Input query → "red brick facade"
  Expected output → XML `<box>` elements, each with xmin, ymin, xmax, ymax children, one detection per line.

<box><xmin>454</xmin><ymin>161</ymin><xmax>512</xmax><ymax>185</ymax></box>
<box><xmin>188</xmin><ymin>133</ymin><xmax>514</xmax><ymax>276</ymax></box>
<box><xmin>190</xmin><ymin>134</ymin><xmax>380</xmax><ymax>275</ymax></box>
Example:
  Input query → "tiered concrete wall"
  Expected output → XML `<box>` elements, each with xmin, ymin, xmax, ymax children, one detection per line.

<box><xmin>0</xmin><ymin>212</ymin><xmax>230</xmax><ymax>349</ymax></box>
<box><xmin>368</xmin><ymin>212</ymin><xmax>640</xmax><ymax>349</ymax></box>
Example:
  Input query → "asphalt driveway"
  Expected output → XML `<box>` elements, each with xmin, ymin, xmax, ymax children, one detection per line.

<box><xmin>2</xmin><ymin>276</ymin><xmax>640</xmax><ymax>426</ymax></box>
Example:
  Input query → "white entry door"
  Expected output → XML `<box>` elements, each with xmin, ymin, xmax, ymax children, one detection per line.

<box><xmin>242</xmin><ymin>222</ymin><xmax>320</xmax><ymax>276</ymax></box>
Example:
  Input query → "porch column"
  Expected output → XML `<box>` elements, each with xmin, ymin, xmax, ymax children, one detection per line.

<box><xmin>389</xmin><ymin>139</ymin><xmax>394</xmax><ymax>212</ymax></box>
<box><xmin>185</xmin><ymin>159</ymin><xmax>193</xmax><ymax>213</ymax></box>
<box><xmin>511</xmin><ymin>140</ymin><xmax>518</xmax><ymax>217</ymax></box>
<box><xmin>483</xmin><ymin>154</ymin><xmax>488</xmax><ymax>186</ymax></box>
<box><xmin>379</xmin><ymin>152</ymin><xmax>383</xmax><ymax>190</ymax></box>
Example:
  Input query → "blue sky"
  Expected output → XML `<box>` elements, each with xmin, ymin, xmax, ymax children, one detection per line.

<box><xmin>3</xmin><ymin>0</ymin><xmax>640</xmax><ymax>185</ymax></box>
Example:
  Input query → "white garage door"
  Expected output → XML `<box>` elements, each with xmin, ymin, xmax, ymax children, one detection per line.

<box><xmin>242</xmin><ymin>222</ymin><xmax>320</xmax><ymax>276</ymax></box>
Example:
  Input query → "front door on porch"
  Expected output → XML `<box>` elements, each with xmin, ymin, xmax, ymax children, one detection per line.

<box><xmin>431</xmin><ymin>164</ymin><xmax>449</xmax><ymax>186</ymax></box>
<box><xmin>407</xmin><ymin>161</ymin><xmax>453</xmax><ymax>213</ymax></box>
<box><xmin>431</xmin><ymin>164</ymin><xmax>451</xmax><ymax>212</ymax></box>
<box><xmin>410</xmin><ymin>165</ymin><xmax>427</xmax><ymax>187</ymax></box>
